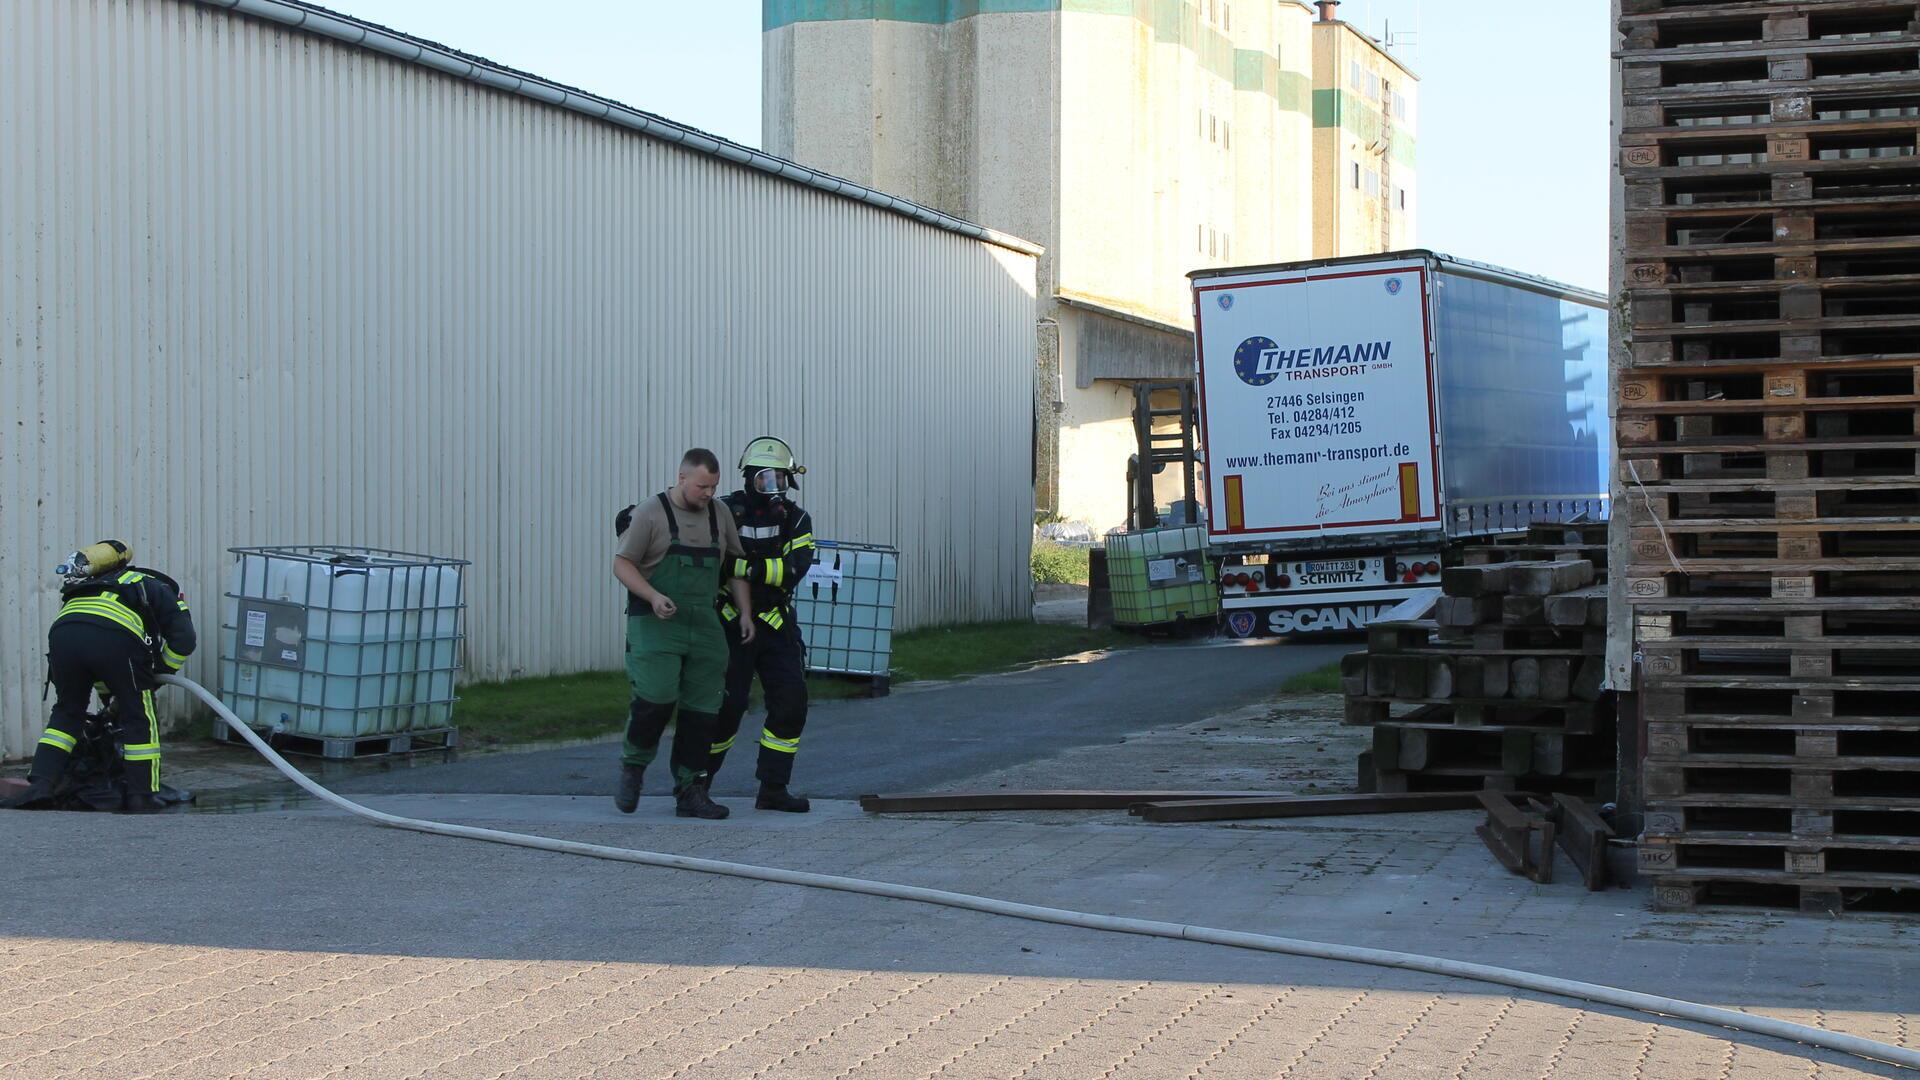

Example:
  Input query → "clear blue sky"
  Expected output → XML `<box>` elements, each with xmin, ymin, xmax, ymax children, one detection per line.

<box><xmin>319</xmin><ymin>1</ymin><xmax>1608</xmax><ymax>292</ymax></box>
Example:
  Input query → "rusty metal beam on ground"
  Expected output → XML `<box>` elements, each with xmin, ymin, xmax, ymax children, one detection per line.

<box><xmin>1129</xmin><ymin>791</ymin><xmax>1517</xmax><ymax>823</ymax></box>
<box><xmin>857</xmin><ymin>791</ymin><xmax>1292</xmax><ymax>813</ymax></box>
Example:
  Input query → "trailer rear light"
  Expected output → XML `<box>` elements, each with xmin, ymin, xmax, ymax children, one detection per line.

<box><xmin>1250</xmin><ymin>570</ymin><xmax>1265</xmax><ymax>583</ymax></box>
<box><xmin>1275</xmin><ymin>574</ymin><xmax>1292</xmax><ymax>589</ymax></box>
<box><xmin>1402</xmin><ymin>570</ymin><xmax>1419</xmax><ymax>584</ymax></box>
<box><xmin>1424</xmin><ymin>561</ymin><xmax>1441</xmax><ymax>575</ymax></box>
<box><xmin>1394</xmin><ymin>562</ymin><xmax>1408</xmax><ymax>576</ymax></box>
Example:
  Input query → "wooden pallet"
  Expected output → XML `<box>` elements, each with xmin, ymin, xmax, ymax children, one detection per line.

<box><xmin>1619</xmin><ymin>2</ymin><xmax>1917</xmax><ymax>45</ymax></box>
<box><xmin>1374</xmin><ymin>767</ymin><xmax>1615</xmax><ymax>800</ymax></box>
<box><xmin>1373</xmin><ymin>725</ymin><xmax>1613</xmax><ymax>778</ymax></box>
<box><xmin>1623</xmin><ymin>565</ymin><xmax>1920</xmax><ymax>602</ymax></box>
<box><xmin>1636</xmin><ymin>604</ymin><xmax>1920</xmax><ymax>642</ymax></box>
<box><xmin>1361</xmin><ymin>652</ymin><xmax>1607</xmax><ymax>703</ymax></box>
<box><xmin>1618</xmin><ymin>363</ymin><xmax>1919</xmax><ymax>416</ymax></box>
<box><xmin>1620</xmin><ymin>26</ymin><xmax>1920</xmax><ymax>103</ymax></box>
<box><xmin>1651</xmin><ymin>874</ymin><xmax>1920</xmax><ymax>915</ymax></box>
<box><xmin>1639</xmin><ymin>639</ymin><xmax>1920</xmax><ymax>680</ymax></box>
<box><xmin>212</xmin><ymin>720</ymin><xmax>458</xmax><ymax>760</ymax></box>
<box><xmin>1644</xmin><ymin>758</ymin><xmax>1920</xmax><ymax>803</ymax></box>
<box><xmin>1345</xmin><ymin>696</ymin><xmax>1614</xmax><ymax>734</ymax></box>
<box><xmin>1643</xmin><ymin>683</ymin><xmax>1920</xmax><ymax>725</ymax></box>
<box><xmin>1645</xmin><ymin>800</ymin><xmax>1920</xmax><ymax>840</ymax></box>
<box><xmin>1650</xmin><ymin>718</ymin><xmax>1920</xmax><ymax>762</ymax></box>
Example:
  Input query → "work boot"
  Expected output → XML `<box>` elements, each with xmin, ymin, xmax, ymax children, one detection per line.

<box><xmin>1</xmin><ymin>778</ymin><xmax>57</xmax><ymax>810</ymax></box>
<box><xmin>755</xmin><ymin>783</ymin><xmax>811</xmax><ymax>814</ymax></box>
<box><xmin>614</xmin><ymin>764</ymin><xmax>644</xmax><ymax>814</ymax></box>
<box><xmin>119</xmin><ymin>791</ymin><xmax>170</xmax><ymax>814</ymax></box>
<box><xmin>675</xmin><ymin>782</ymin><xmax>730</xmax><ymax>820</ymax></box>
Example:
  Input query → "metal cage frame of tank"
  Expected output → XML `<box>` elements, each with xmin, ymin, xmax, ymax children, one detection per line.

<box><xmin>218</xmin><ymin>545</ymin><xmax>469</xmax><ymax>749</ymax></box>
<box><xmin>792</xmin><ymin>540</ymin><xmax>898</xmax><ymax>680</ymax></box>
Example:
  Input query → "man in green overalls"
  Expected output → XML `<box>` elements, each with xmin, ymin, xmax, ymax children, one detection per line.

<box><xmin>613</xmin><ymin>448</ymin><xmax>755</xmax><ymax>819</ymax></box>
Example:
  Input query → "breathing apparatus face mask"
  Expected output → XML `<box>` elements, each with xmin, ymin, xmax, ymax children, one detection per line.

<box><xmin>751</xmin><ymin>468</ymin><xmax>790</xmax><ymax>500</ymax></box>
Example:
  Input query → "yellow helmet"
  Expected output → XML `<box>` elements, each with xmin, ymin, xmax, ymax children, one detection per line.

<box><xmin>739</xmin><ymin>436</ymin><xmax>805</xmax><ymax>476</ymax></box>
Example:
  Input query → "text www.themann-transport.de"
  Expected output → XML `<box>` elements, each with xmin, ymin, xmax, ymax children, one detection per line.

<box><xmin>1222</xmin><ymin>442</ymin><xmax>1409</xmax><ymax>470</ymax></box>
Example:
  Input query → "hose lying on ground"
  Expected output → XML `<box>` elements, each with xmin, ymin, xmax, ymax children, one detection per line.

<box><xmin>161</xmin><ymin>674</ymin><xmax>1920</xmax><ymax>1072</ymax></box>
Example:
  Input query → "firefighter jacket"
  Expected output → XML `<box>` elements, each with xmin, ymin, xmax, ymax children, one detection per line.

<box><xmin>54</xmin><ymin>568</ymin><xmax>198</xmax><ymax>674</ymax></box>
<box><xmin>718</xmin><ymin>491</ymin><xmax>815</xmax><ymax>633</ymax></box>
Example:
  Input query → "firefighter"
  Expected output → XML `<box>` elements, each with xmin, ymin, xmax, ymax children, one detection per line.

<box><xmin>7</xmin><ymin>541</ymin><xmax>196</xmax><ymax>812</ymax></box>
<box><xmin>709</xmin><ymin>436</ymin><xmax>816</xmax><ymax>813</ymax></box>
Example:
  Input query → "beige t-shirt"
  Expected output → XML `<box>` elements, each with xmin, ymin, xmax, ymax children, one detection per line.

<box><xmin>616</xmin><ymin>492</ymin><xmax>746</xmax><ymax>578</ymax></box>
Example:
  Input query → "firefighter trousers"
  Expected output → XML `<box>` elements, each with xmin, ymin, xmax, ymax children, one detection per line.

<box><xmin>39</xmin><ymin>621</ymin><xmax>163</xmax><ymax>794</ymax></box>
<box><xmin>710</xmin><ymin>617</ymin><xmax>808</xmax><ymax>787</ymax></box>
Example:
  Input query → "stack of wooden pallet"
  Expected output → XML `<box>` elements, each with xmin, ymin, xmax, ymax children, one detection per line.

<box><xmin>1343</xmin><ymin>524</ymin><xmax>1617</xmax><ymax>797</ymax></box>
<box><xmin>1619</xmin><ymin>0</ymin><xmax>1920</xmax><ymax>915</ymax></box>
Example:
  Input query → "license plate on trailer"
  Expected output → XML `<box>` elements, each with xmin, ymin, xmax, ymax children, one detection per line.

<box><xmin>1292</xmin><ymin>558</ymin><xmax>1384</xmax><ymax>587</ymax></box>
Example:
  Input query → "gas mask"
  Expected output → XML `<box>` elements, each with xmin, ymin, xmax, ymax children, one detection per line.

<box><xmin>751</xmin><ymin>468</ymin><xmax>791</xmax><ymax>502</ymax></box>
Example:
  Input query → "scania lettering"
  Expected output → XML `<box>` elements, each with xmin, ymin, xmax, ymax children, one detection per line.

<box><xmin>1181</xmin><ymin>251</ymin><xmax>1611</xmax><ymax>637</ymax></box>
<box><xmin>1268</xmin><ymin>605</ymin><xmax>1398</xmax><ymax>636</ymax></box>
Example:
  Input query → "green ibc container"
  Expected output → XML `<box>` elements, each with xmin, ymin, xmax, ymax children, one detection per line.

<box><xmin>1105</xmin><ymin>526</ymin><xmax>1218</xmax><ymax>627</ymax></box>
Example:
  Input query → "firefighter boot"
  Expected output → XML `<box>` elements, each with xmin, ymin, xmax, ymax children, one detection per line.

<box><xmin>3</xmin><ymin>743</ymin><xmax>72</xmax><ymax>809</ymax></box>
<box><xmin>755</xmin><ymin>783</ymin><xmax>811</xmax><ymax>813</ymax></box>
<box><xmin>675</xmin><ymin>781</ymin><xmax>730</xmax><ymax>820</ymax></box>
<box><xmin>119</xmin><ymin>791</ymin><xmax>171</xmax><ymax>814</ymax></box>
<box><xmin>614</xmin><ymin>764</ymin><xmax>644</xmax><ymax>814</ymax></box>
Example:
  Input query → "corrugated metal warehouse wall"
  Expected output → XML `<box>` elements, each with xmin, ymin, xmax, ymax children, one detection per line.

<box><xmin>0</xmin><ymin>0</ymin><xmax>1039</xmax><ymax>757</ymax></box>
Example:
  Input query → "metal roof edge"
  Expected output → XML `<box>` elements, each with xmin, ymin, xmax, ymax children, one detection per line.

<box><xmin>1054</xmin><ymin>293</ymin><xmax>1193</xmax><ymax>339</ymax></box>
<box><xmin>193</xmin><ymin>0</ymin><xmax>1045</xmax><ymax>258</ymax></box>
<box><xmin>1314</xmin><ymin>19</ymin><xmax>1421</xmax><ymax>82</ymax></box>
<box><xmin>1187</xmin><ymin>249</ymin><xmax>1605</xmax><ymax>307</ymax></box>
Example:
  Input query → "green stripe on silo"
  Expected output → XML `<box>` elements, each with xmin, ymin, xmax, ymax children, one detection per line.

<box><xmin>765</xmin><ymin>0</ymin><xmax>1316</xmax><ymax>117</ymax></box>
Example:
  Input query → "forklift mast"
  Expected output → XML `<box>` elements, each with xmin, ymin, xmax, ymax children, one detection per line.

<box><xmin>1128</xmin><ymin>381</ymin><xmax>1199</xmax><ymax>532</ymax></box>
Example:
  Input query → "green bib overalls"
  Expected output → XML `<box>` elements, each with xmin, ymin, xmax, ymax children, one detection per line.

<box><xmin>622</xmin><ymin>492</ymin><xmax>729</xmax><ymax>791</ymax></box>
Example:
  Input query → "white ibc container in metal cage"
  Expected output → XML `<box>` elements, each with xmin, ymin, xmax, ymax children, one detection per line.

<box><xmin>220</xmin><ymin>546</ymin><xmax>467</xmax><ymax>743</ymax></box>
<box><xmin>793</xmin><ymin>540</ymin><xmax>897</xmax><ymax>678</ymax></box>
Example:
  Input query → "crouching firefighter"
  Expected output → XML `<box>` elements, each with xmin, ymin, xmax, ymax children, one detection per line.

<box><xmin>709</xmin><ymin>437</ymin><xmax>816</xmax><ymax>813</ymax></box>
<box><xmin>6</xmin><ymin>541</ymin><xmax>197</xmax><ymax>812</ymax></box>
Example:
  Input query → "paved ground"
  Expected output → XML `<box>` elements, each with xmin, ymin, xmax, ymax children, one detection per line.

<box><xmin>311</xmin><ymin>637</ymin><xmax>1348</xmax><ymax>802</ymax></box>
<box><xmin>3</xmin><ymin>642</ymin><xmax>1916</xmax><ymax>1078</ymax></box>
<box><xmin>1030</xmin><ymin>583</ymin><xmax>1088</xmax><ymax>625</ymax></box>
<box><xmin>3</xmin><ymin>797</ymin><xmax>1914</xmax><ymax>1079</ymax></box>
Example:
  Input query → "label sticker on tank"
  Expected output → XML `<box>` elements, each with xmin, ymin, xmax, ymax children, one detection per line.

<box><xmin>245</xmin><ymin>610</ymin><xmax>268</xmax><ymax>648</ymax></box>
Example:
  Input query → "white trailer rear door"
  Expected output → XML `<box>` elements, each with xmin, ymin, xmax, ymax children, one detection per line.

<box><xmin>1194</xmin><ymin>258</ymin><xmax>1441</xmax><ymax>543</ymax></box>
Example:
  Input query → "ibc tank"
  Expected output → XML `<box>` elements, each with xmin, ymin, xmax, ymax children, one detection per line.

<box><xmin>220</xmin><ymin>546</ymin><xmax>468</xmax><ymax>742</ymax></box>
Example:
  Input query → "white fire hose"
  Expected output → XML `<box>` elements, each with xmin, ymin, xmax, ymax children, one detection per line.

<box><xmin>162</xmin><ymin>674</ymin><xmax>1920</xmax><ymax>1072</ymax></box>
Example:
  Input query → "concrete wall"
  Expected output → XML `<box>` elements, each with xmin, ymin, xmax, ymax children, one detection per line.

<box><xmin>766</xmin><ymin>0</ymin><xmax>1321</xmax><ymax>532</ymax></box>
<box><xmin>1312</xmin><ymin>19</ymin><xmax>1419</xmax><ymax>258</ymax></box>
<box><xmin>0</xmin><ymin>0</ymin><xmax>1041</xmax><ymax>756</ymax></box>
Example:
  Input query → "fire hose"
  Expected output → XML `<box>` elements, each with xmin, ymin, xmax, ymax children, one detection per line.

<box><xmin>161</xmin><ymin>673</ymin><xmax>1920</xmax><ymax>1072</ymax></box>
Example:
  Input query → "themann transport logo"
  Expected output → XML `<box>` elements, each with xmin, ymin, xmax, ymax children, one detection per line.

<box><xmin>1385</xmin><ymin>277</ymin><xmax>1402</xmax><ymax>295</ymax></box>
<box><xmin>1217</xmin><ymin>293</ymin><xmax>1234</xmax><ymax>310</ymax></box>
<box><xmin>1234</xmin><ymin>335</ymin><xmax>1394</xmax><ymax>386</ymax></box>
<box><xmin>1233</xmin><ymin>336</ymin><xmax>1282</xmax><ymax>386</ymax></box>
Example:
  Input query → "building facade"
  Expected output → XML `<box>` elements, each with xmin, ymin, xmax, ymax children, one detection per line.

<box><xmin>0</xmin><ymin>0</ymin><xmax>1042</xmax><ymax>757</ymax></box>
<box><xmin>1312</xmin><ymin>3</ymin><xmax>1420</xmax><ymax>258</ymax></box>
<box><xmin>766</xmin><ymin>0</ymin><xmax>1323</xmax><ymax>532</ymax></box>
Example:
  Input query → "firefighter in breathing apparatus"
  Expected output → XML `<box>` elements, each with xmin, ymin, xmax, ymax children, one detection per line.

<box><xmin>710</xmin><ymin>437</ymin><xmax>817</xmax><ymax>813</ymax></box>
<box><xmin>6</xmin><ymin>541</ymin><xmax>197</xmax><ymax>812</ymax></box>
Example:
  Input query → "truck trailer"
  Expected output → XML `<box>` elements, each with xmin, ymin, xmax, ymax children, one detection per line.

<box><xmin>1182</xmin><ymin>250</ymin><xmax>1610</xmax><ymax>637</ymax></box>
